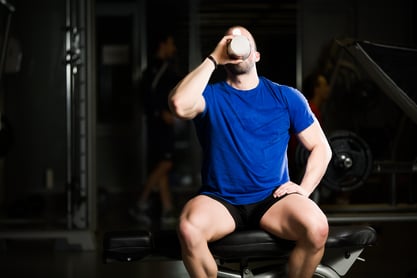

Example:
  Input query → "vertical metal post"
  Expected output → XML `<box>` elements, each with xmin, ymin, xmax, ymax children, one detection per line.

<box><xmin>85</xmin><ymin>0</ymin><xmax>97</xmax><ymax>232</ymax></box>
<box><xmin>65</xmin><ymin>0</ymin><xmax>73</xmax><ymax>229</ymax></box>
<box><xmin>188</xmin><ymin>0</ymin><xmax>201</xmax><ymax>70</ymax></box>
<box><xmin>0</xmin><ymin>3</ymin><xmax>14</xmax><ymax>84</ymax></box>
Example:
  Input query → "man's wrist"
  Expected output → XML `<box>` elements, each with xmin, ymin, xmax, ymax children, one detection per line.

<box><xmin>207</xmin><ymin>55</ymin><xmax>217</xmax><ymax>69</ymax></box>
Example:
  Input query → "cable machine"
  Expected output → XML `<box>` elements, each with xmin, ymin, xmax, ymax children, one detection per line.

<box><xmin>0</xmin><ymin>0</ymin><xmax>97</xmax><ymax>251</ymax></box>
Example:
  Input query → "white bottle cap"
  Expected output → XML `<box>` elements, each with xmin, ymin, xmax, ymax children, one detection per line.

<box><xmin>228</xmin><ymin>35</ymin><xmax>251</xmax><ymax>60</ymax></box>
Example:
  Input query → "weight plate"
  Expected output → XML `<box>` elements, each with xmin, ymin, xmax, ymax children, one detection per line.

<box><xmin>294</xmin><ymin>130</ymin><xmax>373</xmax><ymax>191</ymax></box>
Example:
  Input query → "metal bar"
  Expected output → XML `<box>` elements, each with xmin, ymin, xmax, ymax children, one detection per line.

<box><xmin>327</xmin><ymin>213</ymin><xmax>417</xmax><ymax>223</ymax></box>
<box><xmin>65</xmin><ymin>0</ymin><xmax>73</xmax><ymax>229</ymax></box>
<box><xmin>344</xmin><ymin>41</ymin><xmax>417</xmax><ymax>125</ymax></box>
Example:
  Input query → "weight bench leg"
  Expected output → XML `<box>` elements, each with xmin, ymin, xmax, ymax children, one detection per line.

<box><xmin>315</xmin><ymin>264</ymin><xmax>341</xmax><ymax>278</ymax></box>
<box><xmin>217</xmin><ymin>258</ymin><xmax>287</xmax><ymax>278</ymax></box>
<box><xmin>217</xmin><ymin>258</ymin><xmax>254</xmax><ymax>278</ymax></box>
<box><xmin>217</xmin><ymin>266</ymin><xmax>246</xmax><ymax>278</ymax></box>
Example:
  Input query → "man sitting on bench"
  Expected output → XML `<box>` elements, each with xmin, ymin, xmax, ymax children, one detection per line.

<box><xmin>168</xmin><ymin>25</ymin><xmax>332</xmax><ymax>278</ymax></box>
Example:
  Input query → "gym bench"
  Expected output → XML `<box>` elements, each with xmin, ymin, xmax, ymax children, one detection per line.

<box><xmin>103</xmin><ymin>225</ymin><xmax>377</xmax><ymax>278</ymax></box>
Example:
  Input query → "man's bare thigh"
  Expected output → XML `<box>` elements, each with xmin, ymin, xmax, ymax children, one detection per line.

<box><xmin>259</xmin><ymin>193</ymin><xmax>326</xmax><ymax>240</ymax></box>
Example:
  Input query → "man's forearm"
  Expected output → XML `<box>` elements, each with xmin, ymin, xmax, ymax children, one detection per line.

<box><xmin>299</xmin><ymin>141</ymin><xmax>332</xmax><ymax>196</ymax></box>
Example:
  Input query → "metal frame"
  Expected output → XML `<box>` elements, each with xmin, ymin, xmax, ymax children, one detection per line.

<box><xmin>0</xmin><ymin>0</ymin><xmax>96</xmax><ymax>251</ymax></box>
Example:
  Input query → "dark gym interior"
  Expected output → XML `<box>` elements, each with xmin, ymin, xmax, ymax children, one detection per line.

<box><xmin>0</xmin><ymin>0</ymin><xmax>417</xmax><ymax>277</ymax></box>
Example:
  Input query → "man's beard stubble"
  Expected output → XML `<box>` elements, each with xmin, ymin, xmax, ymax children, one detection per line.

<box><xmin>224</xmin><ymin>60</ymin><xmax>253</xmax><ymax>75</ymax></box>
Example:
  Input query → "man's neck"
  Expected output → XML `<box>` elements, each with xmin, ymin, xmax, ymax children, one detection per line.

<box><xmin>227</xmin><ymin>73</ymin><xmax>259</xmax><ymax>91</ymax></box>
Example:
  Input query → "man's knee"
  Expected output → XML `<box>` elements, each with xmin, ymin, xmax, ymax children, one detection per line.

<box><xmin>177</xmin><ymin>217</ymin><xmax>206</xmax><ymax>251</ymax></box>
<box><xmin>177</xmin><ymin>219</ymin><xmax>193</xmax><ymax>246</ymax></box>
<box><xmin>308</xmin><ymin>216</ymin><xmax>329</xmax><ymax>250</ymax></box>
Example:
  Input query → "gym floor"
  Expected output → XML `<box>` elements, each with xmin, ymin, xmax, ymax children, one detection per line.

<box><xmin>1</xmin><ymin>192</ymin><xmax>417</xmax><ymax>278</ymax></box>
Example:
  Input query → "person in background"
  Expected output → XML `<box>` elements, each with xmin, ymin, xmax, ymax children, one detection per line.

<box><xmin>301</xmin><ymin>71</ymin><xmax>331</xmax><ymax>123</ymax></box>
<box><xmin>129</xmin><ymin>31</ymin><xmax>181</xmax><ymax>227</ymax></box>
<box><xmin>169</xmin><ymin>26</ymin><xmax>332</xmax><ymax>278</ymax></box>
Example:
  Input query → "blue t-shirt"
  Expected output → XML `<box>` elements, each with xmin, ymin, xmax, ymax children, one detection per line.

<box><xmin>194</xmin><ymin>76</ymin><xmax>315</xmax><ymax>205</ymax></box>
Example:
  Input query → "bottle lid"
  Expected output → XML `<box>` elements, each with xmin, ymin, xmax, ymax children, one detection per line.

<box><xmin>228</xmin><ymin>35</ymin><xmax>251</xmax><ymax>60</ymax></box>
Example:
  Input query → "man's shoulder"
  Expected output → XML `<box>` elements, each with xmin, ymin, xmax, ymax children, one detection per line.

<box><xmin>259</xmin><ymin>77</ymin><xmax>297</xmax><ymax>94</ymax></box>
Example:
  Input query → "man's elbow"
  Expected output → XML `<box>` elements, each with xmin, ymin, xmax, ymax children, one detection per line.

<box><xmin>168</xmin><ymin>95</ymin><xmax>192</xmax><ymax>120</ymax></box>
<box><xmin>324</xmin><ymin>141</ymin><xmax>332</xmax><ymax>165</ymax></box>
<box><xmin>168</xmin><ymin>97</ymin><xmax>183</xmax><ymax>118</ymax></box>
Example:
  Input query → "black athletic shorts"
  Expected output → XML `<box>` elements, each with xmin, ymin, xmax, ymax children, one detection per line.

<box><xmin>204</xmin><ymin>192</ymin><xmax>297</xmax><ymax>229</ymax></box>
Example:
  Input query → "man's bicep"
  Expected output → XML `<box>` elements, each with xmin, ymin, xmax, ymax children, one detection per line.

<box><xmin>296</xmin><ymin>121</ymin><xmax>325</xmax><ymax>151</ymax></box>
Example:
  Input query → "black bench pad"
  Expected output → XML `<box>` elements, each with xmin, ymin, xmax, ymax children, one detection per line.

<box><xmin>103</xmin><ymin>225</ymin><xmax>377</xmax><ymax>263</ymax></box>
<box><xmin>103</xmin><ymin>230</ymin><xmax>153</xmax><ymax>262</ymax></box>
<box><xmin>325</xmin><ymin>225</ymin><xmax>377</xmax><ymax>248</ymax></box>
<box><xmin>209</xmin><ymin>229</ymin><xmax>295</xmax><ymax>261</ymax></box>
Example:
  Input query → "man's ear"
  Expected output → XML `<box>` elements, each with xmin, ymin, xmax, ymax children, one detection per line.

<box><xmin>255</xmin><ymin>51</ymin><xmax>261</xmax><ymax>62</ymax></box>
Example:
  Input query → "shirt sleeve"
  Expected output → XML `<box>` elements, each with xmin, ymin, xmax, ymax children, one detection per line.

<box><xmin>286</xmin><ymin>86</ymin><xmax>316</xmax><ymax>134</ymax></box>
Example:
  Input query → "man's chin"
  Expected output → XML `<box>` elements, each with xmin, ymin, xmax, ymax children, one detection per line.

<box><xmin>225</xmin><ymin>63</ymin><xmax>246</xmax><ymax>75</ymax></box>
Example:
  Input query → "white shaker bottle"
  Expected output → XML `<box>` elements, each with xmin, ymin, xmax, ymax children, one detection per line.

<box><xmin>227</xmin><ymin>35</ymin><xmax>251</xmax><ymax>60</ymax></box>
